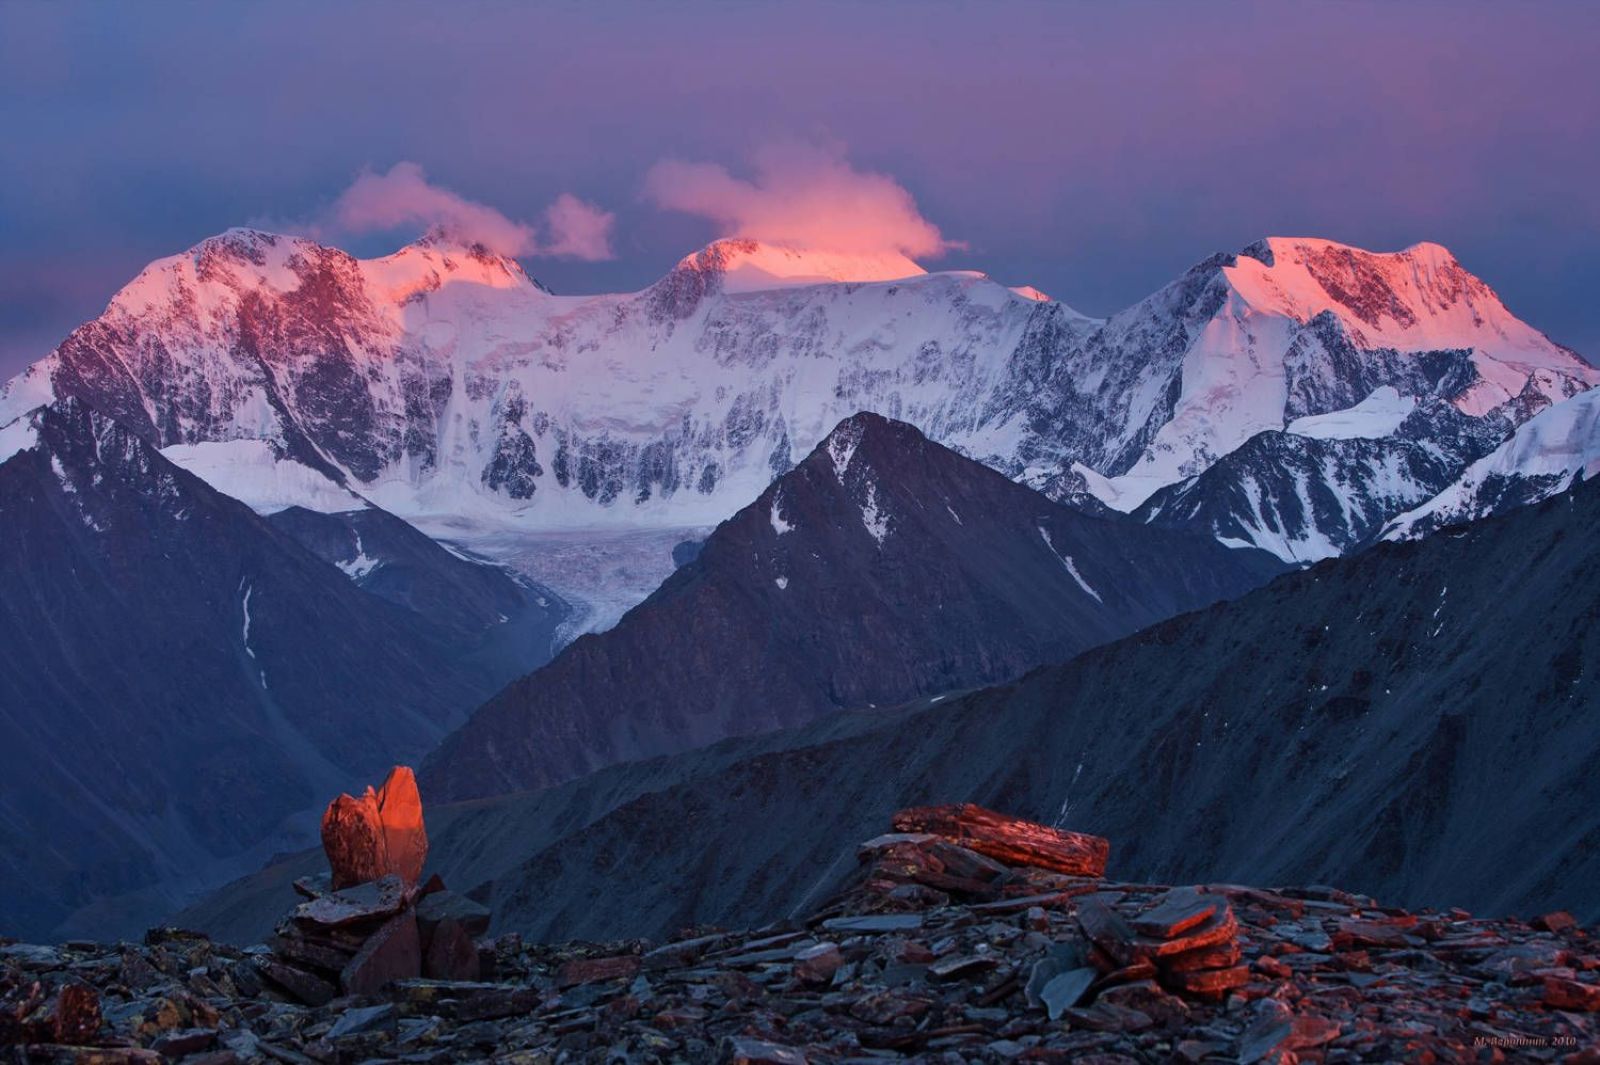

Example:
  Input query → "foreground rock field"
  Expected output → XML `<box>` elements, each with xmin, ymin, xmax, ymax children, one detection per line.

<box><xmin>3</xmin><ymin>804</ymin><xmax>1597</xmax><ymax>1063</ymax></box>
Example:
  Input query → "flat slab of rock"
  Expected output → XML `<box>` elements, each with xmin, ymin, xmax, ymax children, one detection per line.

<box><xmin>1039</xmin><ymin>967</ymin><xmax>1096</xmax><ymax>1019</ymax></box>
<box><xmin>1131</xmin><ymin>888</ymin><xmax>1218</xmax><ymax>939</ymax></box>
<box><xmin>555</xmin><ymin>954</ymin><xmax>641</xmax><ymax>988</ymax></box>
<box><xmin>415</xmin><ymin>890</ymin><xmax>491</xmax><ymax>940</ymax></box>
<box><xmin>291</xmin><ymin>875</ymin><xmax>406</xmax><ymax>929</ymax></box>
<box><xmin>1081</xmin><ymin>896</ymin><xmax>1239</xmax><ymax>964</ymax></box>
<box><xmin>891</xmin><ymin>804</ymin><xmax>1108</xmax><ymax>877</ymax></box>
<box><xmin>820</xmin><ymin>914</ymin><xmax>924</xmax><ymax>934</ymax></box>
<box><xmin>255</xmin><ymin>958</ymin><xmax>336</xmax><ymax>1006</ymax></box>
<box><xmin>1164</xmin><ymin>964</ymin><xmax>1249</xmax><ymax>998</ymax></box>
<box><xmin>723</xmin><ymin>1035</ymin><xmax>808</xmax><ymax>1064</ymax></box>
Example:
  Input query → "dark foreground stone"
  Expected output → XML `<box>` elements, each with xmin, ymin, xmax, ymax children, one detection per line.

<box><xmin>3</xmin><ymin>809</ymin><xmax>1598</xmax><ymax>1062</ymax></box>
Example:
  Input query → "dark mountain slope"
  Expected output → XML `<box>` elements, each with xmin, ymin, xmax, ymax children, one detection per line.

<box><xmin>190</xmin><ymin>469</ymin><xmax>1596</xmax><ymax>951</ymax></box>
<box><xmin>188</xmin><ymin>472</ymin><xmax>1600</xmax><ymax>943</ymax></box>
<box><xmin>422</xmin><ymin>413</ymin><xmax>1283</xmax><ymax>801</ymax></box>
<box><xmin>462</xmin><ymin>473</ymin><xmax>1600</xmax><ymax>942</ymax></box>
<box><xmin>265</xmin><ymin>504</ymin><xmax>569</xmax><ymax>662</ymax></box>
<box><xmin>0</xmin><ymin>400</ymin><xmax>532</xmax><ymax>940</ymax></box>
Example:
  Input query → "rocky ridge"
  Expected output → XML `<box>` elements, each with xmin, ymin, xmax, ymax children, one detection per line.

<box><xmin>4</xmin><ymin>807</ymin><xmax>1596</xmax><ymax>1063</ymax></box>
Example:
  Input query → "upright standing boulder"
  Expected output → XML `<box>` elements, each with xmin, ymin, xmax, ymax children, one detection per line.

<box><xmin>321</xmin><ymin>766</ymin><xmax>429</xmax><ymax>890</ymax></box>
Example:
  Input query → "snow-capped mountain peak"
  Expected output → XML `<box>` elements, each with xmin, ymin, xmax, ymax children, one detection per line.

<box><xmin>668</xmin><ymin>237</ymin><xmax>927</xmax><ymax>294</ymax></box>
<box><xmin>3</xmin><ymin>227</ymin><xmax>1592</xmax><ymax>571</ymax></box>
<box><xmin>1086</xmin><ymin>236</ymin><xmax>1597</xmax><ymax>513</ymax></box>
<box><xmin>1383</xmin><ymin>385</ymin><xmax>1600</xmax><ymax>540</ymax></box>
<box><xmin>1224</xmin><ymin>237</ymin><xmax>1568</xmax><ymax>368</ymax></box>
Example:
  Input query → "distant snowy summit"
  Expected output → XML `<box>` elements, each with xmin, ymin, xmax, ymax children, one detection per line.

<box><xmin>0</xmin><ymin>228</ymin><xmax>1592</xmax><ymax>562</ymax></box>
<box><xmin>672</xmin><ymin>238</ymin><xmax>927</xmax><ymax>292</ymax></box>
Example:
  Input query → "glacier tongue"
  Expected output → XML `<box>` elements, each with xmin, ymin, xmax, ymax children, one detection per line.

<box><xmin>1286</xmin><ymin>386</ymin><xmax>1417</xmax><ymax>440</ymax></box>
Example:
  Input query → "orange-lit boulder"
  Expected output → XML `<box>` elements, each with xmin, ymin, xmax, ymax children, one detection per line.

<box><xmin>320</xmin><ymin>766</ymin><xmax>429</xmax><ymax>890</ymax></box>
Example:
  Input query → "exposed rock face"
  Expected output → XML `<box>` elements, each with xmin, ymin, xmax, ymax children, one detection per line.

<box><xmin>3</xmin><ymin>810</ymin><xmax>1596</xmax><ymax>1062</ymax></box>
<box><xmin>320</xmin><ymin>767</ymin><xmax>429</xmax><ymax>891</ymax></box>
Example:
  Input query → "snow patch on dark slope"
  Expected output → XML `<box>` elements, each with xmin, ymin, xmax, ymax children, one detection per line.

<box><xmin>421</xmin><ymin>413</ymin><xmax>1284</xmax><ymax>802</ymax></box>
<box><xmin>0</xmin><ymin>399</ymin><xmax>552</xmax><ymax>942</ymax></box>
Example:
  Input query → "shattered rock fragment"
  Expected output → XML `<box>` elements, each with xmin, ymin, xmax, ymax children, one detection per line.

<box><xmin>891</xmin><ymin>803</ymin><xmax>1109</xmax><ymax>876</ymax></box>
<box><xmin>320</xmin><ymin>765</ymin><xmax>429</xmax><ymax>891</ymax></box>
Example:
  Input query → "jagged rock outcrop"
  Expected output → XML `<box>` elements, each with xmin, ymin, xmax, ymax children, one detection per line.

<box><xmin>319</xmin><ymin>767</ymin><xmax>429</xmax><ymax>891</ymax></box>
<box><xmin>261</xmin><ymin>774</ymin><xmax>486</xmax><ymax>1005</ymax></box>
<box><xmin>3</xmin><ymin>810</ymin><xmax>1596</xmax><ymax>1062</ymax></box>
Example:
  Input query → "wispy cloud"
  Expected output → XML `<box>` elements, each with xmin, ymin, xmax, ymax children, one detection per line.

<box><xmin>312</xmin><ymin>162</ymin><xmax>615</xmax><ymax>260</ymax></box>
<box><xmin>644</xmin><ymin>141</ymin><xmax>957</xmax><ymax>260</ymax></box>
<box><xmin>540</xmin><ymin>192</ymin><xmax>617</xmax><ymax>262</ymax></box>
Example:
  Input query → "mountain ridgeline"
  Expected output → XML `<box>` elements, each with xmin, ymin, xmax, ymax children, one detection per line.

<box><xmin>480</xmin><ymin>469</ymin><xmax>1600</xmax><ymax>941</ymax></box>
<box><xmin>421</xmin><ymin>413</ymin><xmax>1285</xmax><ymax>800</ymax></box>
<box><xmin>2</xmin><ymin>230</ymin><xmax>1593</xmax><ymax>567</ymax></box>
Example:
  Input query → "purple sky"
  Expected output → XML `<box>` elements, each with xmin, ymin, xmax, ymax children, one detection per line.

<box><xmin>2</xmin><ymin>1</ymin><xmax>1597</xmax><ymax>378</ymax></box>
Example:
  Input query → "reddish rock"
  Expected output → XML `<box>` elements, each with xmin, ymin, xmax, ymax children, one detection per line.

<box><xmin>1144</xmin><ymin>906</ymin><xmax>1239</xmax><ymax>958</ymax></box>
<box><xmin>1543</xmin><ymin>975</ymin><xmax>1600</xmax><ymax>1012</ymax></box>
<box><xmin>793</xmin><ymin>942</ymin><xmax>842</xmax><ymax>986</ymax></box>
<box><xmin>339</xmin><ymin>911</ymin><xmax>422</xmax><ymax>997</ymax></box>
<box><xmin>1131</xmin><ymin>888</ymin><xmax>1218</xmax><ymax>939</ymax></box>
<box><xmin>1332</xmin><ymin>917</ymin><xmax>1415</xmax><ymax>950</ymax></box>
<box><xmin>1534</xmin><ymin>911</ymin><xmax>1580</xmax><ymax>934</ymax></box>
<box><xmin>1097</xmin><ymin>979</ymin><xmax>1191</xmax><ymax>1027</ymax></box>
<box><xmin>556</xmin><ymin>954</ymin><xmax>641</xmax><ymax>988</ymax></box>
<box><xmin>320</xmin><ymin>766</ymin><xmax>429</xmax><ymax>891</ymax></box>
<box><xmin>1161</xmin><ymin>940</ymin><xmax>1242</xmax><ymax>973</ymax></box>
<box><xmin>1077</xmin><ymin>900</ymin><xmax>1141</xmax><ymax>968</ymax></box>
<box><xmin>1162</xmin><ymin>964</ymin><xmax>1249</xmax><ymax>998</ymax></box>
<box><xmin>422</xmin><ymin>918</ymin><xmax>481</xmax><ymax>982</ymax></box>
<box><xmin>891</xmin><ymin>804</ymin><xmax>1108</xmax><ymax>877</ymax></box>
<box><xmin>50</xmin><ymin>982</ymin><xmax>101</xmax><ymax>1044</ymax></box>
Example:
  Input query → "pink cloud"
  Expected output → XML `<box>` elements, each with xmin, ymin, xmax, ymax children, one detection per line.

<box><xmin>541</xmin><ymin>193</ymin><xmax>616</xmax><ymax>261</ymax></box>
<box><xmin>322</xmin><ymin>163</ymin><xmax>614</xmax><ymax>260</ymax></box>
<box><xmin>643</xmin><ymin>142</ymin><xmax>957</xmax><ymax>260</ymax></box>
